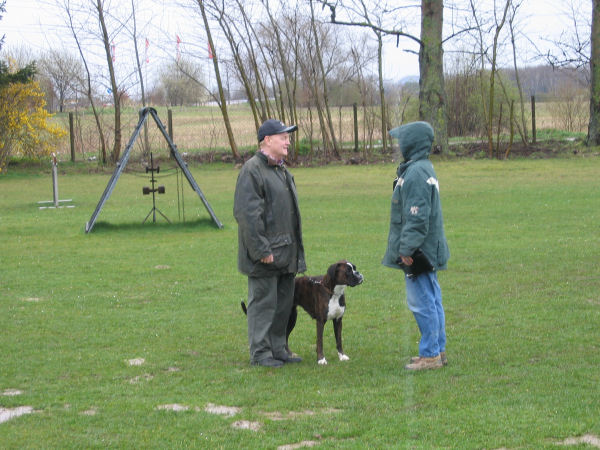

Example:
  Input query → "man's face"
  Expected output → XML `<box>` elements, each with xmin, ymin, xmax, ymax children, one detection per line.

<box><xmin>264</xmin><ymin>132</ymin><xmax>290</xmax><ymax>161</ymax></box>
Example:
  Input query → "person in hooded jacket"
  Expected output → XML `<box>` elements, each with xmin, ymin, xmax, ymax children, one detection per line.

<box><xmin>382</xmin><ymin>121</ymin><xmax>450</xmax><ymax>371</ymax></box>
<box><xmin>234</xmin><ymin>119</ymin><xmax>306</xmax><ymax>368</ymax></box>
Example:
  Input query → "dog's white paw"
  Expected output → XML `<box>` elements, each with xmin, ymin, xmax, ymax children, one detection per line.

<box><xmin>338</xmin><ymin>352</ymin><xmax>350</xmax><ymax>361</ymax></box>
<box><xmin>318</xmin><ymin>358</ymin><xmax>328</xmax><ymax>365</ymax></box>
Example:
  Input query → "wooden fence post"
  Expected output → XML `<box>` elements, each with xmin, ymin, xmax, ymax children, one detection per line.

<box><xmin>531</xmin><ymin>95</ymin><xmax>537</xmax><ymax>144</ymax></box>
<box><xmin>69</xmin><ymin>112</ymin><xmax>75</xmax><ymax>162</ymax></box>
<box><xmin>353</xmin><ymin>103</ymin><xmax>358</xmax><ymax>152</ymax></box>
<box><xmin>168</xmin><ymin>109</ymin><xmax>173</xmax><ymax>140</ymax></box>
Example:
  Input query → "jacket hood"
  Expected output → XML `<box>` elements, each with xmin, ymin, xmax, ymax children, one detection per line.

<box><xmin>389</xmin><ymin>121</ymin><xmax>434</xmax><ymax>163</ymax></box>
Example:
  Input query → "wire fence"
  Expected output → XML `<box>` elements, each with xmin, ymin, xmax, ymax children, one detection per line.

<box><xmin>51</xmin><ymin>96</ymin><xmax>588</xmax><ymax>164</ymax></box>
<box><xmin>52</xmin><ymin>103</ymin><xmax>397</xmax><ymax>164</ymax></box>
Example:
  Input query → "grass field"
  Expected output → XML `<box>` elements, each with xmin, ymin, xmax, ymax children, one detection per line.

<box><xmin>1</xmin><ymin>156</ymin><xmax>599</xmax><ymax>448</ymax></box>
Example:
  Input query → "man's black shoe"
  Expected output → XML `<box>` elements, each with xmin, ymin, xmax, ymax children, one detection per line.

<box><xmin>275</xmin><ymin>354</ymin><xmax>302</xmax><ymax>364</ymax></box>
<box><xmin>252</xmin><ymin>357</ymin><xmax>284</xmax><ymax>368</ymax></box>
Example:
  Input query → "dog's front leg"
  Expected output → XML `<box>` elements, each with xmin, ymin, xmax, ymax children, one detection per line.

<box><xmin>333</xmin><ymin>318</ymin><xmax>349</xmax><ymax>361</ymax></box>
<box><xmin>316</xmin><ymin>320</ymin><xmax>327</xmax><ymax>365</ymax></box>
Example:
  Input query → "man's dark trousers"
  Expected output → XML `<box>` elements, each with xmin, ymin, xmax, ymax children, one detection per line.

<box><xmin>247</xmin><ymin>273</ymin><xmax>295</xmax><ymax>363</ymax></box>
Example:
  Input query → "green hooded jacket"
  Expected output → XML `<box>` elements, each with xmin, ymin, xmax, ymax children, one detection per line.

<box><xmin>382</xmin><ymin>121</ymin><xmax>450</xmax><ymax>271</ymax></box>
<box><xmin>234</xmin><ymin>152</ymin><xmax>306</xmax><ymax>277</ymax></box>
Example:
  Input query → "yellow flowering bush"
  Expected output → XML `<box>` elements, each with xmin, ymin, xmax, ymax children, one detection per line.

<box><xmin>0</xmin><ymin>81</ymin><xmax>66</xmax><ymax>173</ymax></box>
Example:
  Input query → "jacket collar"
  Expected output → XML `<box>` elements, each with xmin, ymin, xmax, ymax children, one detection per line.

<box><xmin>258</xmin><ymin>149</ymin><xmax>285</xmax><ymax>167</ymax></box>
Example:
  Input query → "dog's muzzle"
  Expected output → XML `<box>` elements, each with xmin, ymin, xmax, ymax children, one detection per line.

<box><xmin>350</xmin><ymin>271</ymin><xmax>364</xmax><ymax>286</ymax></box>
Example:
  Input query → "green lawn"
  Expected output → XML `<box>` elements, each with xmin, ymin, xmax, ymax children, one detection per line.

<box><xmin>1</xmin><ymin>157</ymin><xmax>599</xmax><ymax>448</ymax></box>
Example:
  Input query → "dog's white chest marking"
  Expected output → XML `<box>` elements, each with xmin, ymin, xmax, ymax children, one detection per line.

<box><xmin>327</xmin><ymin>285</ymin><xmax>346</xmax><ymax>320</ymax></box>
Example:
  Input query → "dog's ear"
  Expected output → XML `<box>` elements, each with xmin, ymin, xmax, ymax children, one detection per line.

<box><xmin>327</xmin><ymin>263</ymin><xmax>339</xmax><ymax>282</ymax></box>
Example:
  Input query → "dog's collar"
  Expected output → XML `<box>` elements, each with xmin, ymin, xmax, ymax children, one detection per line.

<box><xmin>310</xmin><ymin>278</ymin><xmax>333</xmax><ymax>294</ymax></box>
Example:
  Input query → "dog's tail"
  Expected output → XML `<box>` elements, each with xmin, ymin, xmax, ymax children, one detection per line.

<box><xmin>240</xmin><ymin>301</ymin><xmax>247</xmax><ymax>315</ymax></box>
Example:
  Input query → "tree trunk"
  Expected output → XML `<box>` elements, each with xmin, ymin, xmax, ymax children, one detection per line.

<box><xmin>376</xmin><ymin>31</ymin><xmax>388</xmax><ymax>152</ymax></box>
<box><xmin>96</xmin><ymin>0</ymin><xmax>121</xmax><ymax>163</ymax></box>
<box><xmin>131</xmin><ymin>0</ymin><xmax>149</xmax><ymax>156</ymax></box>
<box><xmin>509</xmin><ymin>9</ymin><xmax>528</xmax><ymax>145</ymax></box>
<box><xmin>211</xmin><ymin>1</ymin><xmax>260</xmax><ymax>131</ymax></box>
<box><xmin>197</xmin><ymin>0</ymin><xmax>239</xmax><ymax>159</ymax></box>
<box><xmin>309</xmin><ymin>0</ymin><xmax>340</xmax><ymax>158</ymax></box>
<box><xmin>418</xmin><ymin>0</ymin><xmax>448</xmax><ymax>153</ymax></box>
<box><xmin>64</xmin><ymin>1</ymin><xmax>107</xmax><ymax>164</ymax></box>
<box><xmin>588</xmin><ymin>0</ymin><xmax>600</xmax><ymax>146</ymax></box>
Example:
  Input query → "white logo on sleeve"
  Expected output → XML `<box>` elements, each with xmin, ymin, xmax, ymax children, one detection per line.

<box><xmin>410</xmin><ymin>206</ymin><xmax>419</xmax><ymax>215</ymax></box>
<box><xmin>426</xmin><ymin>177</ymin><xmax>440</xmax><ymax>192</ymax></box>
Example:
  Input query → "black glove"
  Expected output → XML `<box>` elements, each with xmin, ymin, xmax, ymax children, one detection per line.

<box><xmin>397</xmin><ymin>249</ymin><xmax>434</xmax><ymax>279</ymax></box>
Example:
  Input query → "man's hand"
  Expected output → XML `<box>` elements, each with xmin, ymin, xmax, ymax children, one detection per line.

<box><xmin>260</xmin><ymin>254</ymin><xmax>274</xmax><ymax>264</ymax></box>
<box><xmin>399</xmin><ymin>255</ymin><xmax>413</xmax><ymax>266</ymax></box>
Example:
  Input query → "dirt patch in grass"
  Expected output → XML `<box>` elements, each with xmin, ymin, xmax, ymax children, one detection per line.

<box><xmin>556</xmin><ymin>434</ymin><xmax>600</xmax><ymax>447</ymax></box>
<box><xmin>2</xmin><ymin>389</ymin><xmax>23</xmax><ymax>396</ymax></box>
<box><xmin>231</xmin><ymin>420</ymin><xmax>261</xmax><ymax>431</ymax></box>
<box><xmin>0</xmin><ymin>406</ymin><xmax>34</xmax><ymax>424</ymax></box>
<box><xmin>156</xmin><ymin>404</ymin><xmax>189</xmax><ymax>412</ymax></box>
<box><xmin>262</xmin><ymin>408</ymin><xmax>342</xmax><ymax>421</ymax></box>
<box><xmin>127</xmin><ymin>358</ymin><xmax>145</xmax><ymax>366</ymax></box>
<box><xmin>129</xmin><ymin>374</ymin><xmax>154</xmax><ymax>384</ymax></box>
<box><xmin>278</xmin><ymin>441</ymin><xmax>319</xmax><ymax>450</ymax></box>
<box><xmin>204</xmin><ymin>403</ymin><xmax>241</xmax><ymax>417</ymax></box>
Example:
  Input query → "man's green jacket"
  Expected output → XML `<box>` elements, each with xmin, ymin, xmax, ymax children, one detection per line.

<box><xmin>234</xmin><ymin>152</ymin><xmax>306</xmax><ymax>277</ymax></box>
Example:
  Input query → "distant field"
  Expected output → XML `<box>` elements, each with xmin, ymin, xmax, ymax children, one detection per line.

<box><xmin>50</xmin><ymin>104</ymin><xmax>380</xmax><ymax>160</ymax></box>
<box><xmin>48</xmin><ymin>99</ymin><xmax>587</xmax><ymax>160</ymax></box>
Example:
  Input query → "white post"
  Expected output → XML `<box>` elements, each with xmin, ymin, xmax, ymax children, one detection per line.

<box><xmin>51</xmin><ymin>154</ymin><xmax>59</xmax><ymax>207</ymax></box>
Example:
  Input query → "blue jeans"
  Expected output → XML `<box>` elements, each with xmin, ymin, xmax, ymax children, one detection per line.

<box><xmin>404</xmin><ymin>271</ymin><xmax>446</xmax><ymax>358</ymax></box>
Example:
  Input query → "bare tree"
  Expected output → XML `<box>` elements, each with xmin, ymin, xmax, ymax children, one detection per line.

<box><xmin>196</xmin><ymin>0</ymin><xmax>240</xmax><ymax>159</ymax></box>
<box><xmin>318</xmin><ymin>0</ymin><xmax>452</xmax><ymax>153</ymax></box>
<box><xmin>507</xmin><ymin>0</ymin><xmax>528</xmax><ymax>145</ymax></box>
<box><xmin>95</xmin><ymin>0</ymin><xmax>123</xmax><ymax>163</ymax></box>
<box><xmin>159</xmin><ymin>58</ymin><xmax>206</xmax><ymax>106</ymax></box>
<box><xmin>38</xmin><ymin>49</ymin><xmax>82</xmax><ymax>112</ymax></box>
<box><xmin>469</xmin><ymin>0</ymin><xmax>512</xmax><ymax>158</ymax></box>
<box><xmin>309</xmin><ymin>0</ymin><xmax>340</xmax><ymax>157</ymax></box>
<box><xmin>0</xmin><ymin>0</ymin><xmax>5</xmax><ymax>50</ymax></box>
<box><xmin>260</xmin><ymin>0</ymin><xmax>302</xmax><ymax>156</ymax></box>
<box><xmin>128</xmin><ymin>0</ymin><xmax>149</xmax><ymax>154</ymax></box>
<box><xmin>419</xmin><ymin>0</ymin><xmax>448</xmax><ymax>153</ymax></box>
<box><xmin>537</xmin><ymin>0</ymin><xmax>599</xmax><ymax>145</ymax></box>
<box><xmin>61</xmin><ymin>0</ymin><xmax>108</xmax><ymax>163</ymax></box>
<box><xmin>589</xmin><ymin>0</ymin><xmax>600</xmax><ymax>145</ymax></box>
<box><xmin>204</xmin><ymin>0</ymin><xmax>263</xmax><ymax>131</ymax></box>
<box><xmin>486</xmin><ymin>0</ymin><xmax>510</xmax><ymax>158</ymax></box>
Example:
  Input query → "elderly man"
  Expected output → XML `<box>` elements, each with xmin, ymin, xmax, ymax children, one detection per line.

<box><xmin>234</xmin><ymin>119</ymin><xmax>306</xmax><ymax>368</ymax></box>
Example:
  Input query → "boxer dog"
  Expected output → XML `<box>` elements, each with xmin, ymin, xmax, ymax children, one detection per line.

<box><xmin>242</xmin><ymin>260</ymin><xmax>364</xmax><ymax>365</ymax></box>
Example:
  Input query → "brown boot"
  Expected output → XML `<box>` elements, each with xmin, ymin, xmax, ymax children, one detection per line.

<box><xmin>411</xmin><ymin>352</ymin><xmax>448</xmax><ymax>366</ymax></box>
<box><xmin>405</xmin><ymin>355</ymin><xmax>443</xmax><ymax>371</ymax></box>
<box><xmin>440</xmin><ymin>351</ymin><xmax>447</xmax><ymax>366</ymax></box>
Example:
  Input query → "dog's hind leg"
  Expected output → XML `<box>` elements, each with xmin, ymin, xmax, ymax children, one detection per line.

<box><xmin>285</xmin><ymin>306</ymin><xmax>298</xmax><ymax>356</ymax></box>
<box><xmin>333</xmin><ymin>318</ymin><xmax>349</xmax><ymax>361</ymax></box>
<box><xmin>316</xmin><ymin>321</ymin><xmax>327</xmax><ymax>365</ymax></box>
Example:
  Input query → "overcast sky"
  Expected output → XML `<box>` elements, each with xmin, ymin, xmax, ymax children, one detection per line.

<box><xmin>1</xmin><ymin>0</ymin><xmax>590</xmax><ymax>84</ymax></box>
